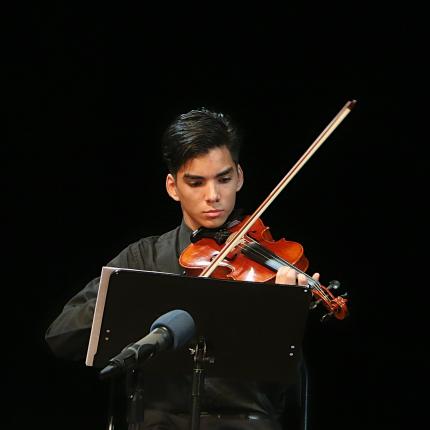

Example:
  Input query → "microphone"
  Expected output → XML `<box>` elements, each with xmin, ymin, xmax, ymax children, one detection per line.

<box><xmin>99</xmin><ymin>309</ymin><xmax>195</xmax><ymax>379</ymax></box>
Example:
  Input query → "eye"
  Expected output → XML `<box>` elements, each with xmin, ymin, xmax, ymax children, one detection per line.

<box><xmin>188</xmin><ymin>180</ymin><xmax>203</xmax><ymax>187</ymax></box>
<box><xmin>219</xmin><ymin>176</ymin><xmax>232</xmax><ymax>183</ymax></box>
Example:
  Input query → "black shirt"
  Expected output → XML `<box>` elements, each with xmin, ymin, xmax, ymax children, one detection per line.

<box><xmin>45</xmin><ymin>220</ymin><xmax>298</xmax><ymax>429</ymax></box>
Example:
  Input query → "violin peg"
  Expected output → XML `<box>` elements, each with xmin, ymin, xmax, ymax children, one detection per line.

<box><xmin>320</xmin><ymin>312</ymin><xmax>334</xmax><ymax>323</ymax></box>
<box><xmin>309</xmin><ymin>300</ymin><xmax>320</xmax><ymax>310</ymax></box>
<box><xmin>327</xmin><ymin>280</ymin><xmax>341</xmax><ymax>290</ymax></box>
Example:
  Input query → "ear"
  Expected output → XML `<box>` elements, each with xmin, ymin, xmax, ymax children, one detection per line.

<box><xmin>236</xmin><ymin>164</ymin><xmax>244</xmax><ymax>191</ymax></box>
<box><xmin>166</xmin><ymin>173</ymin><xmax>180</xmax><ymax>201</ymax></box>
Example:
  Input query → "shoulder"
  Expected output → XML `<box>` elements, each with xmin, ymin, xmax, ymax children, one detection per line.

<box><xmin>109</xmin><ymin>225</ymin><xmax>182</xmax><ymax>271</ymax></box>
<box><xmin>134</xmin><ymin>225</ymin><xmax>181</xmax><ymax>252</ymax></box>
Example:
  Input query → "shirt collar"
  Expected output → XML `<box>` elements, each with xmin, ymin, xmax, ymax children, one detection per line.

<box><xmin>178</xmin><ymin>218</ymin><xmax>194</xmax><ymax>253</ymax></box>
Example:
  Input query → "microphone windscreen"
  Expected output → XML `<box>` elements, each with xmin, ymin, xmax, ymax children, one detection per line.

<box><xmin>150</xmin><ymin>309</ymin><xmax>195</xmax><ymax>349</ymax></box>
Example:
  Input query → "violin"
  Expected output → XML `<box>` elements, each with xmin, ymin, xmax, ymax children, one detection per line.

<box><xmin>179</xmin><ymin>100</ymin><xmax>356</xmax><ymax>321</ymax></box>
<box><xmin>180</xmin><ymin>214</ymin><xmax>348</xmax><ymax>321</ymax></box>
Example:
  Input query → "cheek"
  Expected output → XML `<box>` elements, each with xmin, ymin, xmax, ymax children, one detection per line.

<box><xmin>181</xmin><ymin>189</ymin><xmax>201</xmax><ymax>205</ymax></box>
<box><xmin>226</xmin><ymin>188</ymin><xmax>238</xmax><ymax>201</ymax></box>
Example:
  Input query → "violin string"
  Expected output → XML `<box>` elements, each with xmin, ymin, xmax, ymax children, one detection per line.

<box><xmin>241</xmin><ymin>239</ymin><xmax>328</xmax><ymax>300</ymax></box>
<box><xmin>239</xmin><ymin>237</ymin><xmax>330</xmax><ymax>300</ymax></box>
<box><xmin>239</xmin><ymin>236</ymin><xmax>311</xmax><ymax>279</ymax></box>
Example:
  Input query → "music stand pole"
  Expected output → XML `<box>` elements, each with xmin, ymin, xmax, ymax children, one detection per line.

<box><xmin>190</xmin><ymin>337</ymin><xmax>214</xmax><ymax>430</ymax></box>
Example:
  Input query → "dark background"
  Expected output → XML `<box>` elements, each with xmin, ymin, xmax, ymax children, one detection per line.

<box><xmin>6</xmin><ymin>4</ymin><xmax>425</xmax><ymax>429</ymax></box>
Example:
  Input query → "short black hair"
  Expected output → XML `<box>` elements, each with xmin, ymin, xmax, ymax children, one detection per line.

<box><xmin>161</xmin><ymin>108</ymin><xmax>241</xmax><ymax>176</ymax></box>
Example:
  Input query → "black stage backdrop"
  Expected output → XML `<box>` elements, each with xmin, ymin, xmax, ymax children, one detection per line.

<box><xmin>6</xmin><ymin>4</ymin><xmax>425</xmax><ymax>430</ymax></box>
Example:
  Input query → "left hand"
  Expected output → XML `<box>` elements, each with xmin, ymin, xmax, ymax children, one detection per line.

<box><xmin>275</xmin><ymin>266</ymin><xmax>320</xmax><ymax>286</ymax></box>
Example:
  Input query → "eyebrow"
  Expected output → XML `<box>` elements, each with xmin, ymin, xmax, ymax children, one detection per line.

<box><xmin>183</xmin><ymin>167</ymin><xmax>234</xmax><ymax>180</ymax></box>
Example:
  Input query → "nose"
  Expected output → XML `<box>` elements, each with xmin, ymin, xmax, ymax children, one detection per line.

<box><xmin>205</xmin><ymin>181</ymin><xmax>220</xmax><ymax>203</ymax></box>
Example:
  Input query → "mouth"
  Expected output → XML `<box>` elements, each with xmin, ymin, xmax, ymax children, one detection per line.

<box><xmin>203</xmin><ymin>209</ymin><xmax>224</xmax><ymax>218</ymax></box>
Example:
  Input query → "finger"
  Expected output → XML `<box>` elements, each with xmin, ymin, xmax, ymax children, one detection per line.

<box><xmin>275</xmin><ymin>267</ymin><xmax>297</xmax><ymax>285</ymax></box>
<box><xmin>297</xmin><ymin>273</ymin><xmax>308</xmax><ymax>286</ymax></box>
<box><xmin>312</xmin><ymin>272</ymin><xmax>320</xmax><ymax>281</ymax></box>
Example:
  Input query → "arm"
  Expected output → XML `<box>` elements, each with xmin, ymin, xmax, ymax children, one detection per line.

<box><xmin>45</xmin><ymin>239</ymin><xmax>155</xmax><ymax>360</ymax></box>
<box><xmin>45</xmin><ymin>276</ymin><xmax>99</xmax><ymax>360</ymax></box>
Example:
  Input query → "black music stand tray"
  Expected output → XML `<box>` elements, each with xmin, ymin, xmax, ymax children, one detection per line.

<box><xmin>86</xmin><ymin>267</ymin><xmax>312</xmax><ymax>428</ymax></box>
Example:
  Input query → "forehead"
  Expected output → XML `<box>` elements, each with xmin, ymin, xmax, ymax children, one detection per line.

<box><xmin>179</xmin><ymin>146</ymin><xmax>236</xmax><ymax>177</ymax></box>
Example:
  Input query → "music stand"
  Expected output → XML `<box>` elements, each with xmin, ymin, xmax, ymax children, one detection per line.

<box><xmin>86</xmin><ymin>267</ymin><xmax>312</xmax><ymax>428</ymax></box>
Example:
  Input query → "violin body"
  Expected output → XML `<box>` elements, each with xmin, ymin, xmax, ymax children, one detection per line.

<box><xmin>180</xmin><ymin>216</ymin><xmax>348</xmax><ymax>321</ymax></box>
<box><xmin>180</xmin><ymin>216</ymin><xmax>309</xmax><ymax>282</ymax></box>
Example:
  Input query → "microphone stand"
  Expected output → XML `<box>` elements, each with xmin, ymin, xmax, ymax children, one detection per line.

<box><xmin>106</xmin><ymin>378</ymin><xmax>116</xmax><ymax>430</ymax></box>
<box><xmin>102</xmin><ymin>369</ymin><xmax>135</xmax><ymax>430</ymax></box>
<box><xmin>189</xmin><ymin>337</ymin><xmax>214</xmax><ymax>430</ymax></box>
<box><xmin>127</xmin><ymin>368</ymin><xmax>146</xmax><ymax>429</ymax></box>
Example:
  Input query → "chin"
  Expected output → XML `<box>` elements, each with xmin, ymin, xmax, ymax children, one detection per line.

<box><xmin>200</xmin><ymin>218</ymin><xmax>226</xmax><ymax>229</ymax></box>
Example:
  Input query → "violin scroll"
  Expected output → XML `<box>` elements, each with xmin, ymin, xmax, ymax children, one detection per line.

<box><xmin>309</xmin><ymin>279</ymin><xmax>348</xmax><ymax>321</ymax></box>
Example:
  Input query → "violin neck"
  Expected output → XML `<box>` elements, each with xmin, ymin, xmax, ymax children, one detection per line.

<box><xmin>242</xmin><ymin>239</ymin><xmax>318</xmax><ymax>285</ymax></box>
